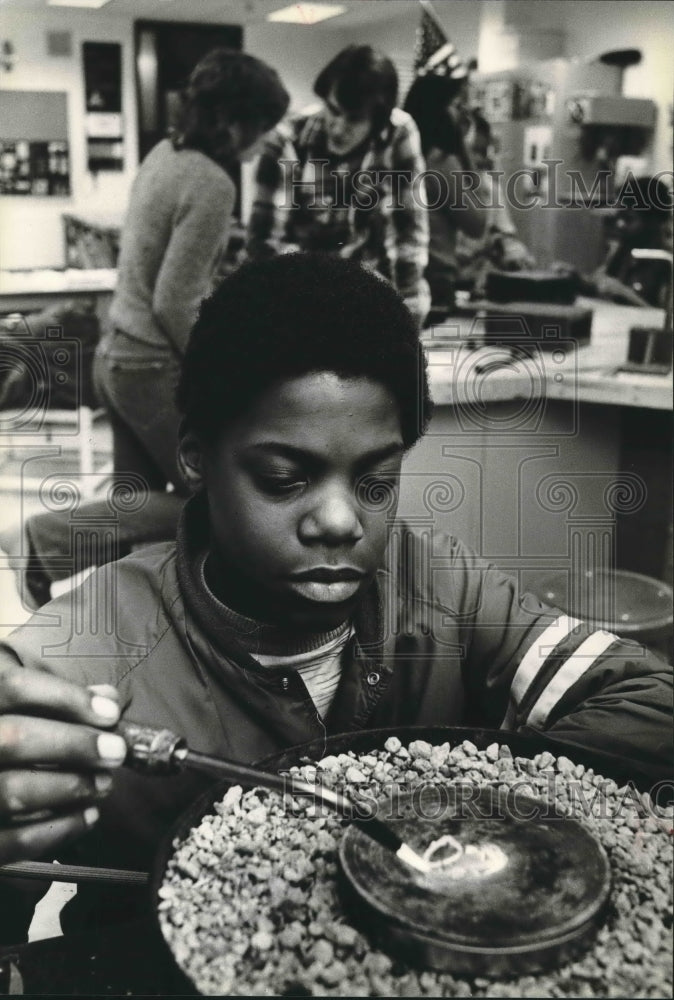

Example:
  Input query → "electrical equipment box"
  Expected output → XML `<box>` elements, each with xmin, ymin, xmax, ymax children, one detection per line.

<box><xmin>470</xmin><ymin>59</ymin><xmax>657</xmax><ymax>271</ymax></box>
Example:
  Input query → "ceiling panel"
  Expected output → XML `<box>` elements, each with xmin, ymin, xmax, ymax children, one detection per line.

<box><xmin>0</xmin><ymin>0</ymin><xmax>421</xmax><ymax>27</ymax></box>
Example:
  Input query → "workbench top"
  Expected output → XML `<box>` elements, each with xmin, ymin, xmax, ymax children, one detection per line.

<box><xmin>0</xmin><ymin>267</ymin><xmax>117</xmax><ymax>296</ymax></box>
<box><xmin>0</xmin><ymin>274</ymin><xmax>670</xmax><ymax>410</ymax></box>
<box><xmin>424</xmin><ymin>298</ymin><xmax>672</xmax><ymax>411</ymax></box>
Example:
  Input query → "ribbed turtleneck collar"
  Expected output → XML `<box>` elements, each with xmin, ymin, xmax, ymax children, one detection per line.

<box><xmin>198</xmin><ymin>551</ymin><xmax>352</xmax><ymax>657</ymax></box>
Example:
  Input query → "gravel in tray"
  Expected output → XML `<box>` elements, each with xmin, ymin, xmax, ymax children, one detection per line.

<box><xmin>159</xmin><ymin>738</ymin><xmax>673</xmax><ymax>997</ymax></box>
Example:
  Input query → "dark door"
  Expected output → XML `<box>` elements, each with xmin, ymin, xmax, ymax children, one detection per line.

<box><xmin>134</xmin><ymin>20</ymin><xmax>243</xmax><ymax>162</ymax></box>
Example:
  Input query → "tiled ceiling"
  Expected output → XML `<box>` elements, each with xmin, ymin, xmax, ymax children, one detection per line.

<box><xmin>0</xmin><ymin>0</ymin><xmax>420</xmax><ymax>26</ymax></box>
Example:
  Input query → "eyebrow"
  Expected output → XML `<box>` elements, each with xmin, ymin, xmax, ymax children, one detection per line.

<box><xmin>325</xmin><ymin>96</ymin><xmax>366</xmax><ymax>120</ymax></box>
<box><xmin>243</xmin><ymin>441</ymin><xmax>404</xmax><ymax>466</ymax></box>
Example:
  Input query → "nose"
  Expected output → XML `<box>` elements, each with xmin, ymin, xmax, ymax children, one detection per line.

<box><xmin>299</xmin><ymin>484</ymin><xmax>364</xmax><ymax>546</ymax></box>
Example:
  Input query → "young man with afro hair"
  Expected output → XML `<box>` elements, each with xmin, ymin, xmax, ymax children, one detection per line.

<box><xmin>0</xmin><ymin>253</ymin><xmax>671</xmax><ymax>939</ymax></box>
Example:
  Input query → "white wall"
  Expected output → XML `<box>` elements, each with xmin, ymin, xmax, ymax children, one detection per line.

<box><xmin>340</xmin><ymin>0</ymin><xmax>672</xmax><ymax>174</ymax></box>
<box><xmin>1</xmin><ymin>1</ymin><xmax>671</xmax><ymax>271</ymax></box>
<box><xmin>0</xmin><ymin>9</ymin><xmax>138</xmax><ymax>270</ymax></box>
<box><xmin>559</xmin><ymin>0</ymin><xmax>673</xmax><ymax>175</ymax></box>
<box><xmin>338</xmin><ymin>0</ymin><xmax>672</xmax><ymax>172</ymax></box>
<box><xmin>0</xmin><ymin>10</ymin><xmax>352</xmax><ymax>270</ymax></box>
<box><xmin>246</xmin><ymin>21</ymin><xmax>350</xmax><ymax>114</ymax></box>
<box><xmin>477</xmin><ymin>0</ymin><xmax>673</xmax><ymax>173</ymax></box>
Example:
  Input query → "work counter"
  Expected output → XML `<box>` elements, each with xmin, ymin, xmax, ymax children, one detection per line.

<box><xmin>1</xmin><ymin>274</ymin><xmax>668</xmax><ymax>411</ymax></box>
<box><xmin>405</xmin><ymin>297</ymin><xmax>672</xmax><ymax>587</ymax></box>
<box><xmin>0</xmin><ymin>268</ymin><xmax>117</xmax><ymax>297</ymax></box>
<box><xmin>0</xmin><ymin>267</ymin><xmax>117</xmax><ymax>326</ymax></box>
<box><xmin>424</xmin><ymin>298</ymin><xmax>671</xmax><ymax>411</ymax></box>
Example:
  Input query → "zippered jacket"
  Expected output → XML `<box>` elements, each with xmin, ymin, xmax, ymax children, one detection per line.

<box><xmin>2</xmin><ymin>493</ymin><xmax>670</xmax><ymax>887</ymax></box>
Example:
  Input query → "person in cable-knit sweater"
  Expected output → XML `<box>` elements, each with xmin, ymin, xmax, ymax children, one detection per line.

<box><xmin>10</xmin><ymin>49</ymin><xmax>288</xmax><ymax>608</ymax></box>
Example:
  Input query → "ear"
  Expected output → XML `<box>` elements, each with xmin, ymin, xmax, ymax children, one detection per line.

<box><xmin>177</xmin><ymin>425</ymin><xmax>207</xmax><ymax>493</ymax></box>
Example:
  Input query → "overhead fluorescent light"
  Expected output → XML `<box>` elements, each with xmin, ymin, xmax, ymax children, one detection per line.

<box><xmin>48</xmin><ymin>0</ymin><xmax>112</xmax><ymax>8</ymax></box>
<box><xmin>267</xmin><ymin>3</ymin><xmax>346</xmax><ymax>25</ymax></box>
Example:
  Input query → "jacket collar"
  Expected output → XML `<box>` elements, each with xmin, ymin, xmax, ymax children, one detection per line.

<box><xmin>175</xmin><ymin>493</ymin><xmax>396</xmax><ymax>738</ymax></box>
<box><xmin>176</xmin><ymin>492</ymin><xmax>389</xmax><ymax>649</ymax></box>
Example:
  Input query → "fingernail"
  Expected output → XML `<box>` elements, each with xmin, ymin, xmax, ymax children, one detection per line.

<box><xmin>88</xmin><ymin>684</ymin><xmax>118</xmax><ymax>697</ymax></box>
<box><xmin>90</xmin><ymin>694</ymin><xmax>120</xmax><ymax>723</ymax></box>
<box><xmin>84</xmin><ymin>806</ymin><xmax>100</xmax><ymax>827</ymax></box>
<box><xmin>97</xmin><ymin>733</ymin><xmax>127</xmax><ymax>765</ymax></box>
<box><xmin>94</xmin><ymin>774</ymin><xmax>114</xmax><ymax>794</ymax></box>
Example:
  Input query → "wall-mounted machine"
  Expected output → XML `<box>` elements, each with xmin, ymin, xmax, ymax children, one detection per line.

<box><xmin>470</xmin><ymin>50</ymin><xmax>657</xmax><ymax>271</ymax></box>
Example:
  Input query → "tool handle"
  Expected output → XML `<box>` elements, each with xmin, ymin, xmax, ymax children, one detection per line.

<box><xmin>183</xmin><ymin>750</ymin><xmax>367</xmax><ymax>821</ymax></box>
<box><xmin>118</xmin><ymin>720</ymin><xmax>186</xmax><ymax>774</ymax></box>
<box><xmin>119</xmin><ymin>723</ymin><xmax>403</xmax><ymax>854</ymax></box>
<box><xmin>118</xmin><ymin>721</ymin><xmax>355</xmax><ymax>818</ymax></box>
<box><xmin>181</xmin><ymin>748</ymin><xmax>289</xmax><ymax>793</ymax></box>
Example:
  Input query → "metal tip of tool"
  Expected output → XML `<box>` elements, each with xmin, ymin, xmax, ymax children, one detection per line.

<box><xmin>396</xmin><ymin>841</ymin><xmax>432</xmax><ymax>873</ymax></box>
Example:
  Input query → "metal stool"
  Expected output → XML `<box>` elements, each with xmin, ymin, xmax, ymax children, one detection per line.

<box><xmin>528</xmin><ymin>569</ymin><xmax>673</xmax><ymax>660</ymax></box>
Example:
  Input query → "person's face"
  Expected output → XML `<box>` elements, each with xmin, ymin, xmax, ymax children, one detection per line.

<box><xmin>323</xmin><ymin>88</ymin><xmax>373</xmax><ymax>156</ymax></box>
<box><xmin>447</xmin><ymin>82</ymin><xmax>471</xmax><ymax>129</ymax></box>
<box><xmin>210</xmin><ymin>117</ymin><xmax>271</xmax><ymax>166</ymax></box>
<box><xmin>187</xmin><ymin>373</ymin><xmax>404</xmax><ymax>631</ymax></box>
<box><xmin>449</xmin><ymin>95</ymin><xmax>466</xmax><ymax>121</ymax></box>
<box><xmin>467</xmin><ymin>126</ymin><xmax>491</xmax><ymax>171</ymax></box>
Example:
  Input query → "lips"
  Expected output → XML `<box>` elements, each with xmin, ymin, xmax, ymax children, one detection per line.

<box><xmin>286</xmin><ymin>567</ymin><xmax>367</xmax><ymax>604</ymax></box>
<box><xmin>289</xmin><ymin>567</ymin><xmax>365</xmax><ymax>583</ymax></box>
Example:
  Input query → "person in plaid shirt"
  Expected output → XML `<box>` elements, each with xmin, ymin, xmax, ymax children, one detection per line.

<box><xmin>245</xmin><ymin>45</ymin><xmax>431</xmax><ymax>328</ymax></box>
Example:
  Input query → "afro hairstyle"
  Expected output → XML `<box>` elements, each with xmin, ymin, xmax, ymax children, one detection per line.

<box><xmin>177</xmin><ymin>252</ymin><xmax>432</xmax><ymax>449</ymax></box>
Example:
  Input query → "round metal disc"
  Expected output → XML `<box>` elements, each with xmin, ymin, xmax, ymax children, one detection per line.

<box><xmin>339</xmin><ymin>785</ymin><xmax>611</xmax><ymax>974</ymax></box>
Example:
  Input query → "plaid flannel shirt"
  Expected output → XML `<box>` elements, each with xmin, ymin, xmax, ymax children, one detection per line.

<box><xmin>246</xmin><ymin>106</ymin><xmax>429</xmax><ymax>302</ymax></box>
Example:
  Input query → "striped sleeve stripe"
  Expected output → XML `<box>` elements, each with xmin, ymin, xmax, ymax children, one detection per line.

<box><xmin>526</xmin><ymin>629</ymin><xmax>619</xmax><ymax>728</ymax></box>
<box><xmin>511</xmin><ymin>615</ymin><xmax>582</xmax><ymax>703</ymax></box>
<box><xmin>501</xmin><ymin>615</ymin><xmax>581</xmax><ymax>729</ymax></box>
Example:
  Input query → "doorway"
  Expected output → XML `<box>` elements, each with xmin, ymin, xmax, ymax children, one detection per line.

<box><xmin>134</xmin><ymin>20</ymin><xmax>243</xmax><ymax>163</ymax></box>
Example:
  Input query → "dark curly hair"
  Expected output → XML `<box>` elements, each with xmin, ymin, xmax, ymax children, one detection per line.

<box><xmin>403</xmin><ymin>74</ymin><xmax>468</xmax><ymax>157</ymax></box>
<box><xmin>314</xmin><ymin>45</ymin><xmax>398</xmax><ymax>139</ymax></box>
<box><xmin>177</xmin><ymin>253</ymin><xmax>432</xmax><ymax>449</ymax></box>
<box><xmin>176</xmin><ymin>48</ymin><xmax>289</xmax><ymax>164</ymax></box>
